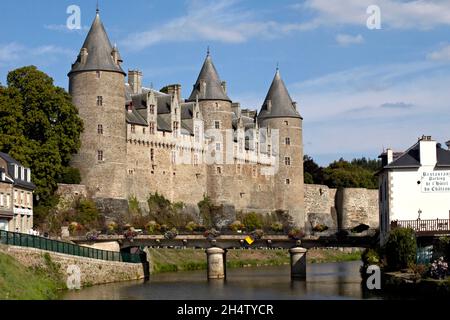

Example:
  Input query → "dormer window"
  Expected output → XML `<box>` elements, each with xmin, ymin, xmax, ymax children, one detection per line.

<box><xmin>131</xmin><ymin>125</ymin><xmax>136</xmax><ymax>133</ymax></box>
<box><xmin>149</xmin><ymin>105</ymin><xmax>155</xmax><ymax>115</ymax></box>
<box><xmin>14</xmin><ymin>165</ymin><xmax>18</xmax><ymax>179</ymax></box>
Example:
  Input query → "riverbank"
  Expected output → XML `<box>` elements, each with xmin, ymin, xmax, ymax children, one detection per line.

<box><xmin>148</xmin><ymin>248</ymin><xmax>363</xmax><ymax>274</ymax></box>
<box><xmin>0</xmin><ymin>251</ymin><xmax>65</xmax><ymax>300</ymax></box>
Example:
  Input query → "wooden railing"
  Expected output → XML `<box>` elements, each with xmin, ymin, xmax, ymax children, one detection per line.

<box><xmin>393</xmin><ymin>219</ymin><xmax>450</xmax><ymax>235</ymax></box>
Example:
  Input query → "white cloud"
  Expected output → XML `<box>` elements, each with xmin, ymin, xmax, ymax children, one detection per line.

<box><xmin>289</xmin><ymin>60</ymin><xmax>450</xmax><ymax>161</ymax></box>
<box><xmin>0</xmin><ymin>42</ymin><xmax>75</xmax><ymax>67</ymax></box>
<box><xmin>44</xmin><ymin>24</ymin><xmax>90</xmax><ymax>33</ymax></box>
<box><xmin>295</xmin><ymin>0</ymin><xmax>450</xmax><ymax>30</ymax></box>
<box><xmin>335</xmin><ymin>34</ymin><xmax>364</xmax><ymax>46</ymax></box>
<box><xmin>427</xmin><ymin>44</ymin><xmax>450</xmax><ymax>62</ymax></box>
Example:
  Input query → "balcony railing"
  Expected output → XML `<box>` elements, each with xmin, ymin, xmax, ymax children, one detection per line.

<box><xmin>392</xmin><ymin>219</ymin><xmax>450</xmax><ymax>235</ymax></box>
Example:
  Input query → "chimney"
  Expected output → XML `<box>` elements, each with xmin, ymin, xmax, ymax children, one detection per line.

<box><xmin>419</xmin><ymin>135</ymin><xmax>437</xmax><ymax>166</ymax></box>
<box><xmin>80</xmin><ymin>48</ymin><xmax>88</xmax><ymax>64</ymax></box>
<box><xmin>221</xmin><ymin>81</ymin><xmax>227</xmax><ymax>94</ymax></box>
<box><xmin>386</xmin><ymin>148</ymin><xmax>393</xmax><ymax>164</ymax></box>
<box><xmin>128</xmin><ymin>70</ymin><xmax>142</xmax><ymax>94</ymax></box>
<box><xmin>165</xmin><ymin>84</ymin><xmax>182</xmax><ymax>103</ymax></box>
<box><xmin>446</xmin><ymin>140</ymin><xmax>450</xmax><ymax>150</ymax></box>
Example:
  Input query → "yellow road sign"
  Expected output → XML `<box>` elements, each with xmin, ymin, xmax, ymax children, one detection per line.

<box><xmin>245</xmin><ymin>236</ymin><xmax>254</xmax><ymax>245</ymax></box>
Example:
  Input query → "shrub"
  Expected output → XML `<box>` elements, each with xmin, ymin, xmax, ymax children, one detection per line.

<box><xmin>384</xmin><ymin>227</ymin><xmax>417</xmax><ymax>271</ymax></box>
<box><xmin>361</xmin><ymin>248</ymin><xmax>380</xmax><ymax>266</ymax></box>
<box><xmin>436</xmin><ymin>237</ymin><xmax>450</xmax><ymax>262</ymax></box>
<box><xmin>145</xmin><ymin>221</ymin><xmax>161</xmax><ymax>234</ymax></box>
<box><xmin>57</xmin><ymin>167</ymin><xmax>81</xmax><ymax>185</ymax></box>
<box><xmin>85</xmin><ymin>230</ymin><xmax>99</xmax><ymax>241</ymax></box>
<box><xmin>185</xmin><ymin>221</ymin><xmax>198</xmax><ymax>232</ymax></box>
<box><xmin>229</xmin><ymin>220</ymin><xmax>244</xmax><ymax>232</ymax></box>
<box><xmin>410</xmin><ymin>263</ymin><xmax>429</xmax><ymax>280</ymax></box>
<box><xmin>77</xmin><ymin>199</ymin><xmax>99</xmax><ymax>226</ymax></box>
<box><xmin>204</xmin><ymin>228</ymin><xmax>221</xmax><ymax>240</ymax></box>
<box><xmin>164</xmin><ymin>228</ymin><xmax>178</xmax><ymax>240</ymax></box>
<box><xmin>270</xmin><ymin>222</ymin><xmax>284</xmax><ymax>233</ymax></box>
<box><xmin>429</xmin><ymin>257</ymin><xmax>449</xmax><ymax>279</ymax></box>
<box><xmin>198</xmin><ymin>195</ymin><xmax>214</xmax><ymax>228</ymax></box>
<box><xmin>312</xmin><ymin>224</ymin><xmax>329</xmax><ymax>232</ymax></box>
<box><xmin>242</xmin><ymin>212</ymin><xmax>263</xmax><ymax>231</ymax></box>
<box><xmin>251</xmin><ymin>229</ymin><xmax>265</xmax><ymax>240</ymax></box>
<box><xmin>106</xmin><ymin>222</ymin><xmax>117</xmax><ymax>235</ymax></box>
<box><xmin>288</xmin><ymin>228</ymin><xmax>305</xmax><ymax>240</ymax></box>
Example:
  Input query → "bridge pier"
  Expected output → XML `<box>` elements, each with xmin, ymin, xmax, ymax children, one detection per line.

<box><xmin>289</xmin><ymin>247</ymin><xmax>307</xmax><ymax>279</ymax></box>
<box><xmin>206</xmin><ymin>247</ymin><xmax>226</xmax><ymax>280</ymax></box>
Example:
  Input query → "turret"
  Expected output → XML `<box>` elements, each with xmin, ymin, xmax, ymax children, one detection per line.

<box><xmin>258</xmin><ymin>68</ymin><xmax>305</xmax><ymax>228</ymax></box>
<box><xmin>68</xmin><ymin>9</ymin><xmax>127</xmax><ymax>199</ymax></box>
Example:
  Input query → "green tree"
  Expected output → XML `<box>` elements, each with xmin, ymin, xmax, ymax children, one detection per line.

<box><xmin>0</xmin><ymin>66</ymin><xmax>83</xmax><ymax>204</ymax></box>
<box><xmin>322</xmin><ymin>159</ymin><xmax>378</xmax><ymax>189</ymax></box>
<box><xmin>303</xmin><ymin>155</ymin><xmax>324</xmax><ymax>184</ymax></box>
<box><xmin>384</xmin><ymin>228</ymin><xmax>417</xmax><ymax>270</ymax></box>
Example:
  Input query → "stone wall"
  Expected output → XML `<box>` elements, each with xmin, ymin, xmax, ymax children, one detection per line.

<box><xmin>0</xmin><ymin>244</ymin><xmax>144</xmax><ymax>287</ymax></box>
<box><xmin>304</xmin><ymin>184</ymin><xmax>379</xmax><ymax>231</ymax></box>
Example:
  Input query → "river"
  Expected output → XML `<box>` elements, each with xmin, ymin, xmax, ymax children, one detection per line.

<box><xmin>64</xmin><ymin>261</ymin><xmax>384</xmax><ymax>300</ymax></box>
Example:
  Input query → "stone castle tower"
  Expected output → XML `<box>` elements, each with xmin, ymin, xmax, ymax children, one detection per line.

<box><xmin>258</xmin><ymin>69</ymin><xmax>305</xmax><ymax>226</ymax></box>
<box><xmin>68</xmin><ymin>9</ymin><xmax>305</xmax><ymax>228</ymax></box>
<box><xmin>68</xmin><ymin>10</ymin><xmax>127</xmax><ymax>199</ymax></box>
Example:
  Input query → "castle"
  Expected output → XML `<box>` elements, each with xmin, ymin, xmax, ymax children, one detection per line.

<box><xmin>68</xmin><ymin>9</ymin><xmax>305</xmax><ymax>227</ymax></box>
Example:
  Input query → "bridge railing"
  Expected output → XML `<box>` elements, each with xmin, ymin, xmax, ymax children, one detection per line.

<box><xmin>0</xmin><ymin>230</ymin><xmax>141</xmax><ymax>263</ymax></box>
<box><xmin>394</xmin><ymin>219</ymin><xmax>450</xmax><ymax>235</ymax></box>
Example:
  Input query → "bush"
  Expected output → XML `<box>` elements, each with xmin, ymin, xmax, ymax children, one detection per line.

<box><xmin>77</xmin><ymin>199</ymin><xmax>99</xmax><ymax>226</ymax></box>
<box><xmin>288</xmin><ymin>228</ymin><xmax>305</xmax><ymax>240</ymax></box>
<box><xmin>198</xmin><ymin>195</ymin><xmax>214</xmax><ymax>228</ymax></box>
<box><xmin>145</xmin><ymin>221</ymin><xmax>161</xmax><ymax>234</ymax></box>
<box><xmin>164</xmin><ymin>228</ymin><xmax>178</xmax><ymax>240</ymax></box>
<box><xmin>242</xmin><ymin>212</ymin><xmax>263</xmax><ymax>231</ymax></box>
<box><xmin>384</xmin><ymin>228</ymin><xmax>417</xmax><ymax>271</ymax></box>
<box><xmin>436</xmin><ymin>237</ymin><xmax>450</xmax><ymax>262</ymax></box>
<box><xmin>229</xmin><ymin>220</ymin><xmax>244</xmax><ymax>232</ymax></box>
<box><xmin>251</xmin><ymin>229</ymin><xmax>265</xmax><ymax>240</ymax></box>
<box><xmin>270</xmin><ymin>222</ymin><xmax>284</xmax><ymax>233</ymax></box>
<box><xmin>312</xmin><ymin>224</ymin><xmax>329</xmax><ymax>232</ymax></box>
<box><xmin>362</xmin><ymin>248</ymin><xmax>380</xmax><ymax>266</ymax></box>
<box><xmin>57</xmin><ymin>167</ymin><xmax>81</xmax><ymax>185</ymax></box>
<box><xmin>185</xmin><ymin>221</ymin><xmax>198</xmax><ymax>232</ymax></box>
<box><xmin>204</xmin><ymin>228</ymin><xmax>221</xmax><ymax>240</ymax></box>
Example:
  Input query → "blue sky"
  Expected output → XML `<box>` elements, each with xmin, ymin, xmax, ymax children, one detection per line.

<box><xmin>1</xmin><ymin>0</ymin><xmax>450</xmax><ymax>166</ymax></box>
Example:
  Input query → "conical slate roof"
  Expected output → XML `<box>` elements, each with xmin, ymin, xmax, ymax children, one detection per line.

<box><xmin>69</xmin><ymin>12</ymin><xmax>125</xmax><ymax>76</ymax></box>
<box><xmin>258</xmin><ymin>69</ymin><xmax>302</xmax><ymax>120</ymax></box>
<box><xmin>187</xmin><ymin>53</ymin><xmax>231</xmax><ymax>102</ymax></box>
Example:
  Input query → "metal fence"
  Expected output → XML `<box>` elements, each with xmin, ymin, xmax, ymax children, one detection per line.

<box><xmin>0</xmin><ymin>230</ymin><xmax>141</xmax><ymax>263</ymax></box>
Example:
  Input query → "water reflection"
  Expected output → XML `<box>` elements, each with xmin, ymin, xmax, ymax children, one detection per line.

<box><xmin>64</xmin><ymin>261</ymin><xmax>379</xmax><ymax>300</ymax></box>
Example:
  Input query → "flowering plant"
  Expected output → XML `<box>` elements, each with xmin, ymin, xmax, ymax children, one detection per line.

<box><xmin>85</xmin><ymin>230</ymin><xmax>99</xmax><ymax>241</ymax></box>
<box><xmin>429</xmin><ymin>257</ymin><xmax>448</xmax><ymax>279</ymax></box>
<box><xmin>204</xmin><ymin>228</ymin><xmax>221</xmax><ymax>240</ymax></box>
<box><xmin>164</xmin><ymin>228</ymin><xmax>178</xmax><ymax>240</ymax></box>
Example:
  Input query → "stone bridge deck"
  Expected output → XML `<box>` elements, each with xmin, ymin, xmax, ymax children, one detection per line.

<box><xmin>69</xmin><ymin>233</ymin><xmax>377</xmax><ymax>250</ymax></box>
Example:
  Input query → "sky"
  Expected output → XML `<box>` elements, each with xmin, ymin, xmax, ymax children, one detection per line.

<box><xmin>0</xmin><ymin>0</ymin><xmax>449</xmax><ymax>166</ymax></box>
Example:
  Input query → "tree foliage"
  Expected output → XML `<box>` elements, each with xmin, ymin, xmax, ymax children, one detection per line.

<box><xmin>384</xmin><ymin>227</ymin><xmax>417</xmax><ymax>270</ymax></box>
<box><xmin>304</xmin><ymin>155</ymin><xmax>380</xmax><ymax>189</ymax></box>
<box><xmin>0</xmin><ymin>66</ymin><xmax>83</xmax><ymax>204</ymax></box>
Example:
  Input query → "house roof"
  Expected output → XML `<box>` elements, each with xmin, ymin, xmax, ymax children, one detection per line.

<box><xmin>187</xmin><ymin>53</ymin><xmax>231</xmax><ymax>102</ymax></box>
<box><xmin>0</xmin><ymin>152</ymin><xmax>36</xmax><ymax>190</ymax></box>
<box><xmin>69</xmin><ymin>12</ymin><xmax>125</xmax><ymax>76</ymax></box>
<box><xmin>258</xmin><ymin>69</ymin><xmax>302</xmax><ymax>121</ymax></box>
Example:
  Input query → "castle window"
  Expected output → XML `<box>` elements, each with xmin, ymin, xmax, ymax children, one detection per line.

<box><xmin>171</xmin><ymin>151</ymin><xmax>177</xmax><ymax>164</ymax></box>
<box><xmin>285</xmin><ymin>157</ymin><xmax>291</xmax><ymax>166</ymax></box>
<box><xmin>239</xmin><ymin>138</ymin><xmax>243</xmax><ymax>153</ymax></box>
<box><xmin>98</xmin><ymin>124</ymin><xmax>103</xmax><ymax>135</ymax></box>
<box><xmin>268</xmin><ymin>145</ymin><xmax>271</xmax><ymax>156</ymax></box>
<box><xmin>150</xmin><ymin>148</ymin><xmax>154</xmax><ymax>162</ymax></box>
<box><xmin>285</xmin><ymin>179</ymin><xmax>291</xmax><ymax>185</ymax></box>
<box><xmin>194</xmin><ymin>154</ymin><xmax>199</xmax><ymax>167</ymax></box>
<box><xmin>96</xmin><ymin>71</ymin><xmax>101</xmax><ymax>79</ymax></box>
<box><xmin>97</xmin><ymin>96</ymin><xmax>103</xmax><ymax>106</ymax></box>
<box><xmin>149</xmin><ymin>122</ymin><xmax>155</xmax><ymax>135</ymax></box>
<box><xmin>143</xmin><ymin>127</ymin><xmax>146</xmax><ymax>134</ymax></box>
<box><xmin>284</xmin><ymin>121</ymin><xmax>289</xmax><ymax>126</ymax></box>
<box><xmin>214</xmin><ymin>121</ymin><xmax>221</xmax><ymax>129</ymax></box>
<box><xmin>196</xmin><ymin>112</ymin><xmax>200</xmax><ymax>119</ymax></box>
<box><xmin>256</xmin><ymin>142</ymin><xmax>259</xmax><ymax>155</ymax></box>
<box><xmin>194</xmin><ymin>126</ymin><xmax>200</xmax><ymax>143</ymax></box>
<box><xmin>131</xmin><ymin>125</ymin><xmax>136</xmax><ymax>133</ymax></box>
<box><xmin>215</xmin><ymin>103</ymin><xmax>219</xmax><ymax>110</ymax></box>
<box><xmin>97</xmin><ymin>150</ymin><xmax>104</xmax><ymax>161</ymax></box>
<box><xmin>173</xmin><ymin>121</ymin><xmax>179</xmax><ymax>137</ymax></box>
<box><xmin>216</xmin><ymin>143</ymin><xmax>221</xmax><ymax>151</ymax></box>
<box><xmin>217</xmin><ymin>167</ymin><xmax>222</xmax><ymax>174</ymax></box>
<box><xmin>149</xmin><ymin>105</ymin><xmax>155</xmax><ymax>115</ymax></box>
<box><xmin>285</xmin><ymin>137</ymin><xmax>291</xmax><ymax>145</ymax></box>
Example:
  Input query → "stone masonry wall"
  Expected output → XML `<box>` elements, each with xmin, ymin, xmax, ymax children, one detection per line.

<box><xmin>0</xmin><ymin>244</ymin><xmax>144</xmax><ymax>287</ymax></box>
<box><xmin>304</xmin><ymin>184</ymin><xmax>379</xmax><ymax>231</ymax></box>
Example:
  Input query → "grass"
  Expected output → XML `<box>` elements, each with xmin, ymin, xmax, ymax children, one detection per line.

<box><xmin>148</xmin><ymin>248</ymin><xmax>362</xmax><ymax>274</ymax></box>
<box><xmin>0</xmin><ymin>251</ymin><xmax>66</xmax><ymax>300</ymax></box>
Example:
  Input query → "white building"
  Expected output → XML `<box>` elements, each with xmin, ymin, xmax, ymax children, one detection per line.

<box><xmin>378</xmin><ymin>136</ymin><xmax>450</xmax><ymax>244</ymax></box>
<box><xmin>0</xmin><ymin>152</ymin><xmax>36</xmax><ymax>233</ymax></box>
